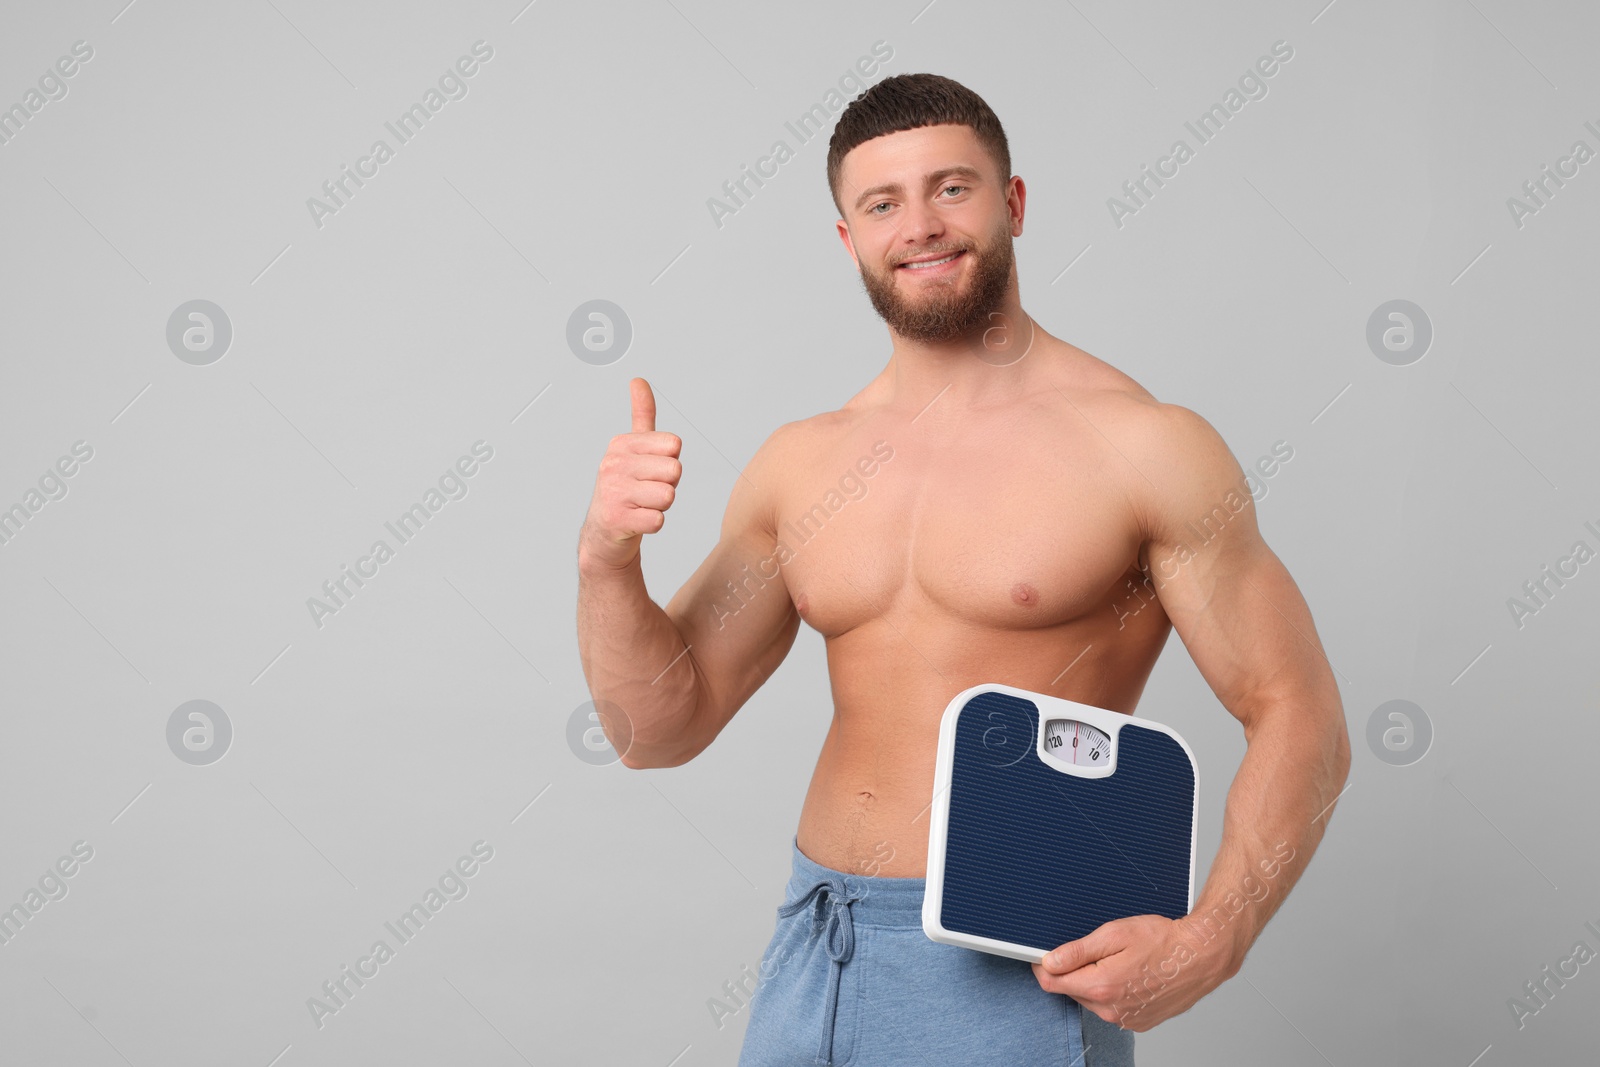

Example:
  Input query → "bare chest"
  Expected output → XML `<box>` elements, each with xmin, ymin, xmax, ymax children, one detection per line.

<box><xmin>773</xmin><ymin>421</ymin><xmax>1142</xmax><ymax>637</ymax></box>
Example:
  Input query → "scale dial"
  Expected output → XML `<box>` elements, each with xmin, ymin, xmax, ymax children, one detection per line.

<box><xmin>1043</xmin><ymin>717</ymin><xmax>1111</xmax><ymax>768</ymax></box>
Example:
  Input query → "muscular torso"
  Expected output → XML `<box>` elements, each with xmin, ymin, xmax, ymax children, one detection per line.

<box><xmin>769</xmin><ymin>340</ymin><xmax>1175</xmax><ymax>877</ymax></box>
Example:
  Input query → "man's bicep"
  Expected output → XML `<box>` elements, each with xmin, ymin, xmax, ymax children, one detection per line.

<box><xmin>1139</xmin><ymin>408</ymin><xmax>1326</xmax><ymax>721</ymax></box>
<box><xmin>663</xmin><ymin>435</ymin><xmax>801</xmax><ymax>742</ymax></box>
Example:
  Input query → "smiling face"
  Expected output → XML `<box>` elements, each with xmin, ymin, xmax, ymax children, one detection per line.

<box><xmin>835</xmin><ymin>123</ymin><xmax>1022</xmax><ymax>344</ymax></box>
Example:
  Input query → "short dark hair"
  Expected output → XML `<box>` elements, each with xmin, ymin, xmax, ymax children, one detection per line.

<box><xmin>826</xmin><ymin>73</ymin><xmax>1011</xmax><ymax>215</ymax></box>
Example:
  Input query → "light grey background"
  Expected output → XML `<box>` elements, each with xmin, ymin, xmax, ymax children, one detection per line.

<box><xmin>1</xmin><ymin>0</ymin><xmax>1596</xmax><ymax>1063</ymax></box>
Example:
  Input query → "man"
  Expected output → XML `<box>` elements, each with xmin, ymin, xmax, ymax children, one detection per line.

<box><xmin>577</xmin><ymin>73</ymin><xmax>1349</xmax><ymax>1066</ymax></box>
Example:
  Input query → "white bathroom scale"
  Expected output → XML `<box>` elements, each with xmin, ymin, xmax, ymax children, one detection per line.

<box><xmin>922</xmin><ymin>682</ymin><xmax>1198</xmax><ymax>964</ymax></box>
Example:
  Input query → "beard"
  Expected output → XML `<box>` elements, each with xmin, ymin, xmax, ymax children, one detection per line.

<box><xmin>857</xmin><ymin>216</ymin><xmax>1016</xmax><ymax>345</ymax></box>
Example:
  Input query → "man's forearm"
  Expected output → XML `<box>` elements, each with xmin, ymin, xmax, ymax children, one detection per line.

<box><xmin>1184</xmin><ymin>701</ymin><xmax>1351</xmax><ymax>973</ymax></box>
<box><xmin>575</xmin><ymin>528</ymin><xmax>700</xmax><ymax>767</ymax></box>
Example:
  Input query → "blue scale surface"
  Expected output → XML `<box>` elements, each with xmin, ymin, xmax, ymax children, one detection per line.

<box><xmin>940</xmin><ymin>690</ymin><xmax>1195</xmax><ymax>952</ymax></box>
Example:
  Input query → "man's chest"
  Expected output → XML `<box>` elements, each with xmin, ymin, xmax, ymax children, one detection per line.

<box><xmin>770</xmin><ymin>425</ymin><xmax>1144</xmax><ymax>638</ymax></box>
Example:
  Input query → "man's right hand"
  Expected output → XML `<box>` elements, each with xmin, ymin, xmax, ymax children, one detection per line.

<box><xmin>580</xmin><ymin>377</ymin><xmax>684</xmax><ymax>571</ymax></box>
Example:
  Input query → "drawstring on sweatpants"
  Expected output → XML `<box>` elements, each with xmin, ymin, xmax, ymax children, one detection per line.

<box><xmin>776</xmin><ymin>875</ymin><xmax>864</xmax><ymax>1065</ymax></box>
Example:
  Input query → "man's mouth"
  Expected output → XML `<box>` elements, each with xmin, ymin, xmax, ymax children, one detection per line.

<box><xmin>897</xmin><ymin>250</ymin><xmax>966</xmax><ymax>271</ymax></box>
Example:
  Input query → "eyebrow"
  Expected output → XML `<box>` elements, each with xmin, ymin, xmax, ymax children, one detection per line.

<box><xmin>852</xmin><ymin>165</ymin><xmax>986</xmax><ymax>212</ymax></box>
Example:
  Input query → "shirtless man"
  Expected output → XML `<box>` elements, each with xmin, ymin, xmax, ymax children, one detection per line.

<box><xmin>577</xmin><ymin>73</ymin><xmax>1349</xmax><ymax>1067</ymax></box>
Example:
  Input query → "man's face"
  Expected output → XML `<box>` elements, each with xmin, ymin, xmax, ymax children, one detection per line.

<box><xmin>835</xmin><ymin>123</ymin><xmax>1020</xmax><ymax>344</ymax></box>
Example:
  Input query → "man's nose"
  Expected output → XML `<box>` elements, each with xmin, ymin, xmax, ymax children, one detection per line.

<box><xmin>900</xmin><ymin>201</ymin><xmax>945</xmax><ymax>246</ymax></box>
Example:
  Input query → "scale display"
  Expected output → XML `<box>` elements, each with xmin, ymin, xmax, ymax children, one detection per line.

<box><xmin>1042</xmin><ymin>717</ymin><xmax>1111</xmax><ymax>770</ymax></box>
<box><xmin>922</xmin><ymin>683</ymin><xmax>1199</xmax><ymax>964</ymax></box>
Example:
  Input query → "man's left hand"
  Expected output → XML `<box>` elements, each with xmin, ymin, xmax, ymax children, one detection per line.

<box><xmin>1031</xmin><ymin>914</ymin><xmax>1238</xmax><ymax>1032</ymax></box>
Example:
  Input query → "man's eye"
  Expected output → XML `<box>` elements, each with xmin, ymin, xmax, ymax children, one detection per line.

<box><xmin>869</xmin><ymin>202</ymin><xmax>891</xmax><ymax>214</ymax></box>
<box><xmin>940</xmin><ymin>184</ymin><xmax>967</xmax><ymax>197</ymax></box>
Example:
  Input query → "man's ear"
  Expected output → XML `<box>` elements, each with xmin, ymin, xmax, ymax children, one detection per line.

<box><xmin>1007</xmin><ymin>175</ymin><xmax>1027</xmax><ymax>237</ymax></box>
<box><xmin>835</xmin><ymin>219</ymin><xmax>860</xmax><ymax>271</ymax></box>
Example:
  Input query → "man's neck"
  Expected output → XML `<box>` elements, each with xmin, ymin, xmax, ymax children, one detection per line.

<box><xmin>883</xmin><ymin>297</ymin><xmax>1045</xmax><ymax>412</ymax></box>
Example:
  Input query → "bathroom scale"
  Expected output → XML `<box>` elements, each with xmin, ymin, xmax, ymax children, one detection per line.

<box><xmin>922</xmin><ymin>682</ymin><xmax>1198</xmax><ymax>964</ymax></box>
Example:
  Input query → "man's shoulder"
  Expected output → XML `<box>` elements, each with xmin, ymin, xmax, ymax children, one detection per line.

<box><xmin>756</xmin><ymin>404</ymin><xmax>869</xmax><ymax>462</ymax></box>
<box><xmin>751</xmin><ymin>409</ymin><xmax>841</xmax><ymax>463</ymax></box>
<box><xmin>1045</xmin><ymin>343</ymin><xmax>1247</xmax><ymax>532</ymax></box>
<box><xmin>1043</xmin><ymin>340</ymin><xmax>1167</xmax><ymax>435</ymax></box>
<box><xmin>735</xmin><ymin>409</ymin><xmax>849</xmax><ymax>505</ymax></box>
<box><xmin>1046</xmin><ymin>343</ymin><xmax>1221</xmax><ymax>459</ymax></box>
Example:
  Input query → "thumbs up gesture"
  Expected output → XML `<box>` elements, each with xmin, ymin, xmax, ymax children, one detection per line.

<box><xmin>580</xmin><ymin>378</ymin><xmax>684</xmax><ymax>571</ymax></box>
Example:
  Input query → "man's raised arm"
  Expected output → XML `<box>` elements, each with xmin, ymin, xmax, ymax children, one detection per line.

<box><xmin>576</xmin><ymin>378</ymin><xmax>801</xmax><ymax>769</ymax></box>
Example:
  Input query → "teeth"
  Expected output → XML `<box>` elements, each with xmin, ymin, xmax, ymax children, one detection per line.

<box><xmin>902</xmin><ymin>252</ymin><xmax>959</xmax><ymax>269</ymax></box>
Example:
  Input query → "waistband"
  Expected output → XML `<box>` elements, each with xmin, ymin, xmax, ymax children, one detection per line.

<box><xmin>784</xmin><ymin>834</ymin><xmax>926</xmax><ymax>929</ymax></box>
